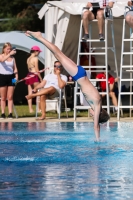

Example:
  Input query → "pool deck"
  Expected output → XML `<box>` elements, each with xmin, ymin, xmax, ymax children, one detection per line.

<box><xmin>0</xmin><ymin>116</ymin><xmax>133</xmax><ymax>122</ymax></box>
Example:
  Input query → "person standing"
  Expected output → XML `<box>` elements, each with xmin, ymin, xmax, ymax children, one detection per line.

<box><xmin>25</xmin><ymin>46</ymin><xmax>43</xmax><ymax>113</ymax></box>
<box><xmin>0</xmin><ymin>43</ymin><xmax>18</xmax><ymax>119</ymax></box>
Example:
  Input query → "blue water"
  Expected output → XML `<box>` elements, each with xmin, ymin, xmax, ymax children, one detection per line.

<box><xmin>0</xmin><ymin>122</ymin><xmax>133</xmax><ymax>200</ymax></box>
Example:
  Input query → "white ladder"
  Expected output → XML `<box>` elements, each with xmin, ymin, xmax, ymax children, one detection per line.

<box><xmin>118</xmin><ymin>18</ymin><xmax>133</xmax><ymax>119</ymax></box>
<box><xmin>74</xmin><ymin>9</ymin><xmax>118</xmax><ymax>120</ymax></box>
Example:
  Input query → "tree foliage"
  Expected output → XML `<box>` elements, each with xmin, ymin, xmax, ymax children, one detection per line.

<box><xmin>0</xmin><ymin>0</ymin><xmax>49</xmax><ymax>32</ymax></box>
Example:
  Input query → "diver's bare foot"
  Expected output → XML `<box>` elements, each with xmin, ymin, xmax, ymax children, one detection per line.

<box><xmin>25</xmin><ymin>31</ymin><xmax>42</xmax><ymax>40</ymax></box>
<box><xmin>25</xmin><ymin>94</ymin><xmax>33</xmax><ymax>100</ymax></box>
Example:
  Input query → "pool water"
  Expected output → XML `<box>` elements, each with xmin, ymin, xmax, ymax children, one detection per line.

<box><xmin>0</xmin><ymin>122</ymin><xmax>133</xmax><ymax>200</ymax></box>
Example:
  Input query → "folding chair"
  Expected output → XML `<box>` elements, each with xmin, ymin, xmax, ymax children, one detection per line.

<box><xmin>36</xmin><ymin>88</ymin><xmax>68</xmax><ymax>119</ymax></box>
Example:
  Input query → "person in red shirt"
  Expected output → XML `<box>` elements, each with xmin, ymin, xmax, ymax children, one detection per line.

<box><xmin>96</xmin><ymin>68</ymin><xmax>118</xmax><ymax>113</ymax></box>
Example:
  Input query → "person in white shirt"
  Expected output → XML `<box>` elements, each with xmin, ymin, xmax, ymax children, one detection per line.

<box><xmin>25</xmin><ymin>61</ymin><xmax>67</xmax><ymax>120</ymax></box>
<box><xmin>82</xmin><ymin>0</ymin><xmax>115</xmax><ymax>41</ymax></box>
<box><xmin>125</xmin><ymin>1</ymin><xmax>133</xmax><ymax>38</ymax></box>
<box><xmin>0</xmin><ymin>43</ymin><xmax>18</xmax><ymax>119</ymax></box>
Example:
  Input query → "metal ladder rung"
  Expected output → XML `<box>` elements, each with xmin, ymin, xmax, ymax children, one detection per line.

<box><xmin>123</xmin><ymin>52</ymin><xmax>133</xmax><ymax>55</ymax></box>
<box><xmin>79</xmin><ymin>52</ymin><xmax>106</xmax><ymax>55</ymax></box>
<box><xmin>122</xmin><ymin>65</ymin><xmax>133</xmax><ymax>68</ymax></box>
<box><xmin>91</xmin><ymin>70</ymin><xmax>108</xmax><ymax>72</ymax></box>
<box><xmin>90</xmin><ymin>79</ymin><xmax>107</xmax><ymax>81</ymax></box>
<box><xmin>119</xmin><ymin>92</ymin><xmax>133</xmax><ymax>95</ymax></box>
<box><xmin>123</xmin><ymin>39</ymin><xmax>133</xmax><ymax>41</ymax></box>
<box><xmin>92</xmin><ymin>47</ymin><xmax>114</xmax><ymax>50</ymax></box>
<box><xmin>121</xmin><ymin>79</ymin><xmax>133</xmax><ymax>81</ymax></box>
<box><xmin>80</xmin><ymin>39</ymin><xmax>106</xmax><ymax>42</ymax></box>
<box><xmin>119</xmin><ymin>106</ymin><xmax>133</xmax><ymax>108</ymax></box>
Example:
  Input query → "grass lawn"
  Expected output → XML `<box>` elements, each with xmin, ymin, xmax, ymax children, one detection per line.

<box><xmin>1</xmin><ymin>105</ymin><xmax>131</xmax><ymax>118</ymax></box>
<box><xmin>10</xmin><ymin>105</ymin><xmax>88</xmax><ymax>118</ymax></box>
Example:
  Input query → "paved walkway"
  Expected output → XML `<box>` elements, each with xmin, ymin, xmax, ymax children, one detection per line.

<box><xmin>0</xmin><ymin>116</ymin><xmax>133</xmax><ymax>122</ymax></box>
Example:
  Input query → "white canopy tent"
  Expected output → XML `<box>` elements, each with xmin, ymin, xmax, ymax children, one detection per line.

<box><xmin>37</xmin><ymin>0</ymin><xmax>128</xmax><ymax>76</ymax></box>
<box><xmin>38</xmin><ymin>0</ymin><xmax>127</xmax><ymax>18</ymax></box>
<box><xmin>0</xmin><ymin>31</ymin><xmax>45</xmax><ymax>64</ymax></box>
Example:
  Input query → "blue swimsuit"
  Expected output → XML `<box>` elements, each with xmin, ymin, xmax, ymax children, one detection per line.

<box><xmin>72</xmin><ymin>65</ymin><xmax>87</xmax><ymax>81</ymax></box>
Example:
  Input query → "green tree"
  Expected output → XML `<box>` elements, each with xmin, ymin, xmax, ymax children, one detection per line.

<box><xmin>0</xmin><ymin>0</ymin><xmax>48</xmax><ymax>32</ymax></box>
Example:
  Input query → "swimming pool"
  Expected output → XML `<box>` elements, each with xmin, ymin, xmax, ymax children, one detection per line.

<box><xmin>0</xmin><ymin>121</ymin><xmax>133</xmax><ymax>200</ymax></box>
